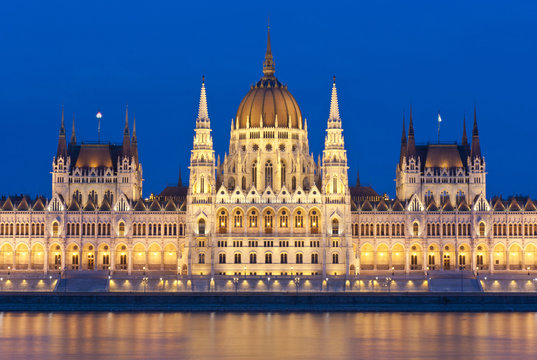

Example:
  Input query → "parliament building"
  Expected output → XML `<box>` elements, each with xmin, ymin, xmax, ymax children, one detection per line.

<box><xmin>1</xmin><ymin>29</ymin><xmax>536</xmax><ymax>278</ymax></box>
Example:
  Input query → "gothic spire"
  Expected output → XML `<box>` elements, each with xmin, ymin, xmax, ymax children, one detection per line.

<box><xmin>178</xmin><ymin>168</ymin><xmax>182</xmax><ymax>187</ymax></box>
<box><xmin>122</xmin><ymin>105</ymin><xmax>131</xmax><ymax>157</ymax></box>
<box><xmin>262</xmin><ymin>25</ymin><xmax>275</xmax><ymax>77</ymax></box>
<box><xmin>461</xmin><ymin>114</ymin><xmax>468</xmax><ymax>147</ymax></box>
<box><xmin>406</xmin><ymin>106</ymin><xmax>417</xmax><ymax>158</ymax></box>
<box><xmin>56</xmin><ymin>106</ymin><xmax>67</xmax><ymax>159</ymax></box>
<box><xmin>131</xmin><ymin>113</ymin><xmax>139</xmax><ymax>165</ymax></box>
<box><xmin>328</xmin><ymin>75</ymin><xmax>341</xmax><ymax>126</ymax></box>
<box><xmin>471</xmin><ymin>106</ymin><xmax>481</xmax><ymax>159</ymax></box>
<box><xmin>70</xmin><ymin>114</ymin><xmax>76</xmax><ymax>144</ymax></box>
<box><xmin>399</xmin><ymin>114</ymin><xmax>407</xmax><ymax>166</ymax></box>
<box><xmin>196</xmin><ymin>76</ymin><xmax>210</xmax><ymax>127</ymax></box>
<box><xmin>356</xmin><ymin>168</ymin><xmax>360</xmax><ymax>187</ymax></box>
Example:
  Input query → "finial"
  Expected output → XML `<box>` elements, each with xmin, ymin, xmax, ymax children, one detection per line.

<box><xmin>202</xmin><ymin>75</ymin><xmax>205</xmax><ymax>83</ymax></box>
<box><xmin>132</xmin><ymin>113</ymin><xmax>137</xmax><ymax>137</ymax></box>
<box><xmin>71</xmin><ymin>113</ymin><xmax>76</xmax><ymax>144</ymax></box>
<box><xmin>263</xmin><ymin>25</ymin><xmax>275</xmax><ymax>77</ymax></box>
<box><xmin>333</xmin><ymin>74</ymin><xmax>336</xmax><ymax>83</ymax></box>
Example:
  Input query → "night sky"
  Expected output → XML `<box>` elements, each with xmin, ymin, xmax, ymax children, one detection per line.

<box><xmin>1</xmin><ymin>1</ymin><xmax>536</xmax><ymax>199</ymax></box>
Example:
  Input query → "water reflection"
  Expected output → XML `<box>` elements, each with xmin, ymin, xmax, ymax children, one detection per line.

<box><xmin>0</xmin><ymin>312</ymin><xmax>535</xmax><ymax>359</ymax></box>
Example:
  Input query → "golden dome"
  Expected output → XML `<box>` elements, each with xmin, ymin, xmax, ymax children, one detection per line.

<box><xmin>235</xmin><ymin>28</ymin><xmax>302</xmax><ymax>129</ymax></box>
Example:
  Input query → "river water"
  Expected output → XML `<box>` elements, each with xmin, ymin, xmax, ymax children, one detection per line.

<box><xmin>0</xmin><ymin>312</ymin><xmax>535</xmax><ymax>359</ymax></box>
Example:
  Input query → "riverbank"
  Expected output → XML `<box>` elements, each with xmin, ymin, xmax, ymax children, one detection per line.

<box><xmin>1</xmin><ymin>292</ymin><xmax>537</xmax><ymax>311</ymax></box>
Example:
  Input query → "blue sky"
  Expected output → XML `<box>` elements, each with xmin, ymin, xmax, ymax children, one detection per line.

<box><xmin>1</xmin><ymin>1</ymin><xmax>536</xmax><ymax>199</ymax></box>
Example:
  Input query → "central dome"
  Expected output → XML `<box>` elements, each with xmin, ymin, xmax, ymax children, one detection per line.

<box><xmin>235</xmin><ymin>28</ymin><xmax>302</xmax><ymax>129</ymax></box>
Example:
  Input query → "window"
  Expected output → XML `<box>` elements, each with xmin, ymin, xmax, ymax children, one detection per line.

<box><xmin>424</xmin><ymin>191</ymin><xmax>433</xmax><ymax>205</ymax></box>
<box><xmin>198</xmin><ymin>219</ymin><xmax>206</xmax><ymax>235</ymax></box>
<box><xmin>279</xmin><ymin>210</ymin><xmax>288</xmax><ymax>228</ymax></box>
<box><xmin>281</xmin><ymin>163</ymin><xmax>286</xmax><ymax>188</ymax></box>
<box><xmin>118</xmin><ymin>222</ymin><xmax>125</xmax><ymax>236</ymax></box>
<box><xmin>479</xmin><ymin>222</ymin><xmax>485</xmax><ymax>237</ymax></box>
<box><xmin>265</xmin><ymin>161</ymin><xmax>273</xmax><ymax>188</ymax></box>
<box><xmin>292</xmin><ymin>176</ymin><xmax>296</xmax><ymax>191</ymax></box>
<box><xmin>413</xmin><ymin>222</ymin><xmax>419</xmax><ymax>236</ymax></box>
<box><xmin>296</xmin><ymin>253</ymin><xmax>303</xmax><ymax>264</ymax></box>
<box><xmin>199</xmin><ymin>253</ymin><xmax>205</xmax><ymax>264</ymax></box>
<box><xmin>249</xmin><ymin>211</ymin><xmax>258</xmax><ymax>227</ymax></box>
<box><xmin>310</xmin><ymin>211</ymin><xmax>319</xmax><ymax>233</ymax></box>
<box><xmin>219</xmin><ymin>253</ymin><xmax>226</xmax><ymax>264</ymax></box>
<box><xmin>242</xmin><ymin>176</ymin><xmax>246</xmax><ymax>190</ymax></box>
<box><xmin>234</xmin><ymin>211</ymin><xmax>243</xmax><ymax>228</ymax></box>
<box><xmin>250</xmin><ymin>253</ymin><xmax>257</xmax><ymax>264</ymax></box>
<box><xmin>264</xmin><ymin>211</ymin><xmax>273</xmax><ymax>233</ymax></box>
<box><xmin>200</xmin><ymin>176</ymin><xmax>205</xmax><ymax>193</ymax></box>
<box><xmin>281</xmin><ymin>253</ymin><xmax>288</xmax><ymax>264</ymax></box>
<box><xmin>332</xmin><ymin>176</ymin><xmax>338</xmax><ymax>193</ymax></box>
<box><xmin>52</xmin><ymin>222</ymin><xmax>59</xmax><ymax>236</ymax></box>
<box><xmin>332</xmin><ymin>219</ymin><xmax>339</xmax><ymax>235</ymax></box>
<box><xmin>218</xmin><ymin>211</ymin><xmax>228</xmax><ymax>233</ymax></box>
<box><xmin>252</xmin><ymin>162</ymin><xmax>257</xmax><ymax>188</ymax></box>
<box><xmin>234</xmin><ymin>253</ymin><xmax>241</xmax><ymax>264</ymax></box>
<box><xmin>295</xmin><ymin>211</ymin><xmax>303</xmax><ymax>228</ymax></box>
<box><xmin>265</xmin><ymin>253</ymin><xmax>272</xmax><ymax>264</ymax></box>
<box><xmin>311</xmin><ymin>253</ymin><xmax>319</xmax><ymax>264</ymax></box>
<box><xmin>332</xmin><ymin>253</ymin><xmax>339</xmax><ymax>264</ymax></box>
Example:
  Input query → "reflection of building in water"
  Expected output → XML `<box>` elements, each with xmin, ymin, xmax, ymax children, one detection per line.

<box><xmin>1</xmin><ymin>28</ymin><xmax>536</xmax><ymax>277</ymax></box>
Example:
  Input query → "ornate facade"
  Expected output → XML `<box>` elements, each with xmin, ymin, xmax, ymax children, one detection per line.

<box><xmin>1</xmin><ymin>29</ymin><xmax>537</xmax><ymax>277</ymax></box>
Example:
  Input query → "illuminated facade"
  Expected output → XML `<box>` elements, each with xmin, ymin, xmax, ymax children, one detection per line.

<box><xmin>1</xmin><ymin>29</ymin><xmax>537</xmax><ymax>277</ymax></box>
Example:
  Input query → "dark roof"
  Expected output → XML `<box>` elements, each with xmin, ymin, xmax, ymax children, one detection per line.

<box><xmin>415</xmin><ymin>143</ymin><xmax>470</xmax><ymax>171</ymax></box>
<box><xmin>68</xmin><ymin>142</ymin><xmax>123</xmax><ymax>171</ymax></box>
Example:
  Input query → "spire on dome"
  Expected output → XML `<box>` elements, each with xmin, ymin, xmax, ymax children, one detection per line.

<box><xmin>471</xmin><ymin>105</ymin><xmax>481</xmax><ymax>159</ymax></box>
<box><xmin>70</xmin><ymin>114</ymin><xmax>76</xmax><ymax>144</ymax></box>
<box><xmin>56</xmin><ymin>106</ymin><xmax>67</xmax><ymax>159</ymax></box>
<box><xmin>196</xmin><ymin>76</ymin><xmax>210</xmax><ymax>127</ymax></box>
<box><xmin>356</xmin><ymin>168</ymin><xmax>360</xmax><ymax>187</ymax></box>
<box><xmin>407</xmin><ymin>106</ymin><xmax>417</xmax><ymax>158</ymax></box>
<box><xmin>328</xmin><ymin>75</ymin><xmax>341</xmax><ymax>125</ymax></box>
<box><xmin>122</xmin><ymin>105</ymin><xmax>131</xmax><ymax>157</ymax></box>
<box><xmin>262</xmin><ymin>25</ymin><xmax>275</xmax><ymax>77</ymax></box>
<box><xmin>178</xmin><ymin>168</ymin><xmax>183</xmax><ymax>187</ymax></box>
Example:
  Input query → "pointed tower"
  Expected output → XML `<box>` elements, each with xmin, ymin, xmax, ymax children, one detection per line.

<box><xmin>399</xmin><ymin>115</ymin><xmax>407</xmax><ymax>168</ymax></box>
<box><xmin>322</xmin><ymin>76</ymin><xmax>349</xmax><ymax>195</ymax></box>
<box><xmin>131</xmin><ymin>113</ymin><xmax>139</xmax><ymax>165</ymax></box>
<box><xmin>406</xmin><ymin>106</ymin><xmax>417</xmax><ymax>158</ymax></box>
<box><xmin>122</xmin><ymin>105</ymin><xmax>131</xmax><ymax>157</ymax></box>
<box><xmin>70</xmin><ymin>114</ymin><xmax>77</xmax><ymax>145</ymax></box>
<box><xmin>468</xmin><ymin>106</ymin><xmax>486</xmax><ymax>201</ymax></box>
<box><xmin>56</xmin><ymin>106</ymin><xmax>67</xmax><ymax>159</ymax></box>
<box><xmin>178</xmin><ymin>168</ymin><xmax>183</xmax><ymax>187</ymax></box>
<box><xmin>396</xmin><ymin>106</ymin><xmax>421</xmax><ymax>201</ymax></box>
<box><xmin>321</xmin><ymin>75</ymin><xmax>351</xmax><ymax>277</ymax></box>
<box><xmin>53</xmin><ymin>106</ymin><xmax>70</xmax><ymax>201</ymax></box>
<box><xmin>461</xmin><ymin>115</ymin><xmax>468</xmax><ymax>148</ymax></box>
<box><xmin>470</xmin><ymin>106</ymin><xmax>481</xmax><ymax>159</ymax></box>
<box><xmin>186</xmin><ymin>76</ymin><xmax>216</xmax><ymax>277</ymax></box>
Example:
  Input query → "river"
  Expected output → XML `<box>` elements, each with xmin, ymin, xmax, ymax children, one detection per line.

<box><xmin>0</xmin><ymin>312</ymin><xmax>535</xmax><ymax>359</ymax></box>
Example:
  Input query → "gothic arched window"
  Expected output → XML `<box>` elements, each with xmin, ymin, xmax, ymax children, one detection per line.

<box><xmin>241</xmin><ymin>176</ymin><xmax>246</xmax><ymax>190</ymax></box>
<box><xmin>292</xmin><ymin>176</ymin><xmax>296</xmax><ymax>191</ymax></box>
<box><xmin>281</xmin><ymin>162</ymin><xmax>286</xmax><ymax>188</ymax></box>
<box><xmin>332</xmin><ymin>176</ymin><xmax>338</xmax><ymax>193</ymax></box>
<box><xmin>332</xmin><ymin>219</ymin><xmax>339</xmax><ymax>235</ymax></box>
<box><xmin>265</xmin><ymin>161</ymin><xmax>273</xmax><ymax>188</ymax></box>
<box><xmin>252</xmin><ymin>162</ymin><xmax>257</xmax><ymax>188</ymax></box>
<box><xmin>200</xmin><ymin>176</ymin><xmax>205</xmax><ymax>193</ymax></box>
<box><xmin>198</xmin><ymin>219</ymin><xmax>206</xmax><ymax>235</ymax></box>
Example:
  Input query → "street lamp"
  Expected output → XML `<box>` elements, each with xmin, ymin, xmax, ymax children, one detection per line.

<box><xmin>267</xmin><ymin>276</ymin><xmax>271</xmax><ymax>292</ymax></box>
<box><xmin>325</xmin><ymin>277</ymin><xmax>329</xmax><ymax>292</ymax></box>
<box><xmin>528</xmin><ymin>267</ymin><xmax>531</xmax><ymax>276</ymax></box>
<box><xmin>392</xmin><ymin>266</ymin><xmax>395</xmax><ymax>276</ymax></box>
<box><xmin>233</xmin><ymin>277</ymin><xmax>239</xmax><ymax>293</ymax></box>
<box><xmin>244</xmin><ymin>266</ymin><xmax>247</xmax><ymax>277</ymax></box>
<box><xmin>294</xmin><ymin>277</ymin><xmax>300</xmax><ymax>294</ymax></box>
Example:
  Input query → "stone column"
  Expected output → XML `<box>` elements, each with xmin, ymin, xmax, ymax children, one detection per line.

<box><xmin>43</xmin><ymin>247</ymin><xmax>48</xmax><ymax>275</ymax></box>
<box><xmin>128</xmin><ymin>248</ymin><xmax>132</xmax><ymax>275</ymax></box>
<box><xmin>405</xmin><ymin>248</ymin><xmax>410</xmax><ymax>275</ymax></box>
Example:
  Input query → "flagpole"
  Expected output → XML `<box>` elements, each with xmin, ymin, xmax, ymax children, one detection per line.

<box><xmin>96</xmin><ymin>111</ymin><xmax>102</xmax><ymax>143</ymax></box>
<box><xmin>437</xmin><ymin>111</ymin><xmax>442</xmax><ymax>143</ymax></box>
